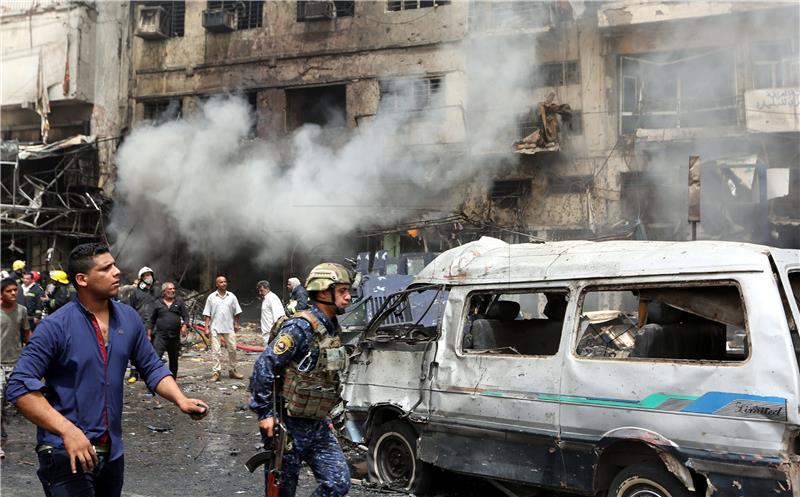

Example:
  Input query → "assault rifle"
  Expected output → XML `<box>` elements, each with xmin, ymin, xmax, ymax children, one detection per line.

<box><xmin>245</xmin><ymin>377</ymin><xmax>288</xmax><ymax>497</ymax></box>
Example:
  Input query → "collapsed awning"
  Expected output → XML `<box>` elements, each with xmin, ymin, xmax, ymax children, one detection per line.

<box><xmin>17</xmin><ymin>134</ymin><xmax>95</xmax><ymax>160</ymax></box>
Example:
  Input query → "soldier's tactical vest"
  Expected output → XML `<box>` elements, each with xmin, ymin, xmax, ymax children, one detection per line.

<box><xmin>280</xmin><ymin>310</ymin><xmax>348</xmax><ymax>420</ymax></box>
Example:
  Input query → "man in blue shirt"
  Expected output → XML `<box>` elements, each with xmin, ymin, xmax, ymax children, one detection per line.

<box><xmin>6</xmin><ymin>243</ymin><xmax>209</xmax><ymax>497</ymax></box>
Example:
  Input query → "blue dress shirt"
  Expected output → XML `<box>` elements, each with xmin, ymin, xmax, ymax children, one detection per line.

<box><xmin>6</xmin><ymin>298</ymin><xmax>171</xmax><ymax>461</ymax></box>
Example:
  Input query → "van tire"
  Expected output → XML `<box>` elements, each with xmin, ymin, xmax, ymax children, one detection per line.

<box><xmin>368</xmin><ymin>420</ymin><xmax>433</xmax><ymax>494</ymax></box>
<box><xmin>608</xmin><ymin>464</ymin><xmax>694</xmax><ymax>497</ymax></box>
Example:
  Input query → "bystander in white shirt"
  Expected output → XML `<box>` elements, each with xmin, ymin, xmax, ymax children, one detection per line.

<box><xmin>260</xmin><ymin>291</ymin><xmax>286</xmax><ymax>342</ymax></box>
<box><xmin>203</xmin><ymin>291</ymin><xmax>242</xmax><ymax>334</ymax></box>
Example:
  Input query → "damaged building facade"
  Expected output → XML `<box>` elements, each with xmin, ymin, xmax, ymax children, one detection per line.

<box><xmin>3</xmin><ymin>1</ymin><xmax>797</xmax><ymax>276</ymax></box>
<box><xmin>1</xmin><ymin>0</ymin><xmax>132</xmax><ymax>267</ymax></box>
<box><xmin>129</xmin><ymin>0</ymin><xmax>800</xmax><ymax>257</ymax></box>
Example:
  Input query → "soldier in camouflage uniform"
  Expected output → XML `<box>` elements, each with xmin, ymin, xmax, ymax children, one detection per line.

<box><xmin>249</xmin><ymin>263</ymin><xmax>353</xmax><ymax>497</ymax></box>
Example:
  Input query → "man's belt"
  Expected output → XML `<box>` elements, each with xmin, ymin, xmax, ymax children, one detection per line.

<box><xmin>35</xmin><ymin>443</ymin><xmax>111</xmax><ymax>454</ymax></box>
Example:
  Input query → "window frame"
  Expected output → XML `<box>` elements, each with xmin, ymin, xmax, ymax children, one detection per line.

<box><xmin>572</xmin><ymin>278</ymin><xmax>752</xmax><ymax>366</ymax></box>
<box><xmin>378</xmin><ymin>75</ymin><xmax>444</xmax><ymax>115</ymax></box>
<box><xmin>458</xmin><ymin>287</ymin><xmax>571</xmax><ymax>358</ymax></box>
<box><xmin>618</xmin><ymin>48</ymin><xmax>738</xmax><ymax>134</ymax></box>
<box><xmin>138</xmin><ymin>0</ymin><xmax>186</xmax><ymax>38</ymax></box>
<box><xmin>751</xmin><ymin>39</ymin><xmax>800</xmax><ymax>89</ymax></box>
<box><xmin>206</xmin><ymin>0</ymin><xmax>264</xmax><ymax>30</ymax></box>
<box><xmin>387</xmin><ymin>0</ymin><xmax>450</xmax><ymax>13</ymax></box>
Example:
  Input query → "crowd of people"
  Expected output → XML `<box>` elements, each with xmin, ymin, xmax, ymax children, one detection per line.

<box><xmin>1</xmin><ymin>247</ymin><xmax>350</xmax><ymax>497</ymax></box>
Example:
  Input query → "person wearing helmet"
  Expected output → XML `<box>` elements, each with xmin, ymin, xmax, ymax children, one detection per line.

<box><xmin>249</xmin><ymin>262</ymin><xmax>353</xmax><ymax>497</ymax></box>
<box><xmin>123</xmin><ymin>266</ymin><xmax>161</xmax><ymax>383</ymax></box>
<box><xmin>45</xmin><ymin>270</ymin><xmax>75</xmax><ymax>314</ymax></box>
<box><xmin>11</xmin><ymin>260</ymin><xmax>26</xmax><ymax>285</ymax></box>
<box><xmin>126</xmin><ymin>266</ymin><xmax>161</xmax><ymax>324</ymax></box>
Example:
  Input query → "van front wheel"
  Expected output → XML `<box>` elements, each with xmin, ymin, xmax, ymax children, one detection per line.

<box><xmin>368</xmin><ymin>420</ymin><xmax>433</xmax><ymax>494</ymax></box>
<box><xmin>608</xmin><ymin>464</ymin><xmax>694</xmax><ymax>497</ymax></box>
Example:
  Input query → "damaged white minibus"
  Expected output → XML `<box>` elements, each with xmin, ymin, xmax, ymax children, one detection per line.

<box><xmin>341</xmin><ymin>238</ymin><xmax>800</xmax><ymax>497</ymax></box>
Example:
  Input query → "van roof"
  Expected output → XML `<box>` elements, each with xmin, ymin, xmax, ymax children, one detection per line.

<box><xmin>413</xmin><ymin>237</ymin><xmax>788</xmax><ymax>286</ymax></box>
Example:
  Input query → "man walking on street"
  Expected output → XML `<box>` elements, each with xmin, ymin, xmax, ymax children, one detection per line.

<box><xmin>257</xmin><ymin>280</ymin><xmax>285</xmax><ymax>347</ymax></box>
<box><xmin>285</xmin><ymin>277</ymin><xmax>309</xmax><ymax>315</ymax></box>
<box><xmin>250</xmin><ymin>263</ymin><xmax>353</xmax><ymax>497</ymax></box>
<box><xmin>1</xmin><ymin>278</ymin><xmax>32</xmax><ymax>459</ymax></box>
<box><xmin>148</xmin><ymin>281</ymin><xmax>188</xmax><ymax>378</ymax></box>
<box><xmin>203</xmin><ymin>275</ymin><xmax>243</xmax><ymax>381</ymax></box>
<box><xmin>6</xmin><ymin>243</ymin><xmax>208</xmax><ymax>496</ymax></box>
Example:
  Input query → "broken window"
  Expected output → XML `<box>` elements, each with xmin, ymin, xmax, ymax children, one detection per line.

<box><xmin>490</xmin><ymin>180</ymin><xmax>531</xmax><ymax>209</ymax></box>
<box><xmin>531</xmin><ymin>61</ymin><xmax>580</xmax><ymax>88</ymax></box>
<box><xmin>285</xmin><ymin>84</ymin><xmax>347</xmax><ymax>131</ymax></box>
<box><xmin>575</xmin><ymin>283</ymin><xmax>748</xmax><ymax>362</ymax></box>
<box><xmin>752</xmin><ymin>40</ymin><xmax>800</xmax><ymax>89</ymax></box>
<box><xmin>461</xmin><ymin>290</ymin><xmax>568</xmax><ymax>356</ymax></box>
<box><xmin>468</xmin><ymin>1</ymin><xmax>553</xmax><ymax>32</ymax></box>
<box><xmin>547</xmin><ymin>174</ymin><xmax>593</xmax><ymax>194</ymax></box>
<box><xmin>207</xmin><ymin>0</ymin><xmax>264</xmax><ymax>29</ymax></box>
<box><xmin>379</xmin><ymin>77</ymin><xmax>443</xmax><ymax>114</ymax></box>
<box><xmin>620</xmin><ymin>48</ymin><xmax>737</xmax><ymax>134</ymax></box>
<box><xmin>387</xmin><ymin>0</ymin><xmax>450</xmax><ymax>12</ymax></box>
<box><xmin>138</xmin><ymin>1</ymin><xmax>185</xmax><ymax>37</ymax></box>
<box><xmin>143</xmin><ymin>98</ymin><xmax>183</xmax><ymax>122</ymax></box>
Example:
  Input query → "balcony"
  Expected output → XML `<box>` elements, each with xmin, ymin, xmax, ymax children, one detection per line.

<box><xmin>597</xmin><ymin>1</ymin><xmax>777</xmax><ymax>29</ymax></box>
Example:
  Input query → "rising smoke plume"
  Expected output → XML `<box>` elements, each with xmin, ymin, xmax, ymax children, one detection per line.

<box><xmin>110</xmin><ymin>13</ymin><xmax>544</xmax><ymax>273</ymax></box>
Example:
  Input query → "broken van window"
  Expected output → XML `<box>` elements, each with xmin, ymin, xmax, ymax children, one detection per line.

<box><xmin>576</xmin><ymin>283</ymin><xmax>748</xmax><ymax>362</ymax></box>
<box><xmin>461</xmin><ymin>290</ymin><xmax>568</xmax><ymax>356</ymax></box>
<box><xmin>362</xmin><ymin>285</ymin><xmax>447</xmax><ymax>343</ymax></box>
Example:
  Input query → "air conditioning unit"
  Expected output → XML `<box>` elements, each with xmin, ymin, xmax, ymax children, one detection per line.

<box><xmin>202</xmin><ymin>8</ymin><xmax>237</xmax><ymax>33</ymax></box>
<box><xmin>135</xmin><ymin>5</ymin><xmax>170</xmax><ymax>40</ymax></box>
<box><xmin>299</xmin><ymin>1</ymin><xmax>336</xmax><ymax>21</ymax></box>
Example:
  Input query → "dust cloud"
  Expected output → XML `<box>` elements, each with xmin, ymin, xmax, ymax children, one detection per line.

<box><xmin>109</xmin><ymin>14</ymin><xmax>544</xmax><ymax>272</ymax></box>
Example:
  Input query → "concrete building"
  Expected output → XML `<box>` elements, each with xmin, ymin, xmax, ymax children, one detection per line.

<box><xmin>1</xmin><ymin>0</ymin><xmax>133</xmax><ymax>267</ymax></box>
<box><xmin>129</xmin><ymin>0</ymin><xmax>799</xmax><ymax>255</ymax></box>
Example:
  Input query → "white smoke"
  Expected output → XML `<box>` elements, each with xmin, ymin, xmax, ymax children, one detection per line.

<box><xmin>110</xmin><ymin>10</ymin><xmax>545</xmax><ymax>272</ymax></box>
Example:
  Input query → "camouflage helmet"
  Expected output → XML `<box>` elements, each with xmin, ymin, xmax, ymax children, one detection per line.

<box><xmin>305</xmin><ymin>263</ymin><xmax>352</xmax><ymax>293</ymax></box>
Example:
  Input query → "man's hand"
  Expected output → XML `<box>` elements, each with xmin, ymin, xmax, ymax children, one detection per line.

<box><xmin>178</xmin><ymin>398</ymin><xmax>209</xmax><ymax>420</ymax></box>
<box><xmin>259</xmin><ymin>417</ymin><xmax>276</xmax><ymax>438</ymax></box>
<box><xmin>61</xmin><ymin>424</ymin><xmax>98</xmax><ymax>473</ymax></box>
<box><xmin>180</xmin><ymin>324</ymin><xmax>187</xmax><ymax>338</ymax></box>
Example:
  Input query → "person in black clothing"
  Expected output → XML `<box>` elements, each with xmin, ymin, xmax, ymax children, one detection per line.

<box><xmin>123</xmin><ymin>267</ymin><xmax>161</xmax><ymax>382</ymax></box>
<box><xmin>148</xmin><ymin>281</ymin><xmax>188</xmax><ymax>378</ymax></box>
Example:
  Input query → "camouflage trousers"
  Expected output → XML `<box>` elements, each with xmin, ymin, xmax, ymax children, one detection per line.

<box><xmin>264</xmin><ymin>417</ymin><xmax>350</xmax><ymax>497</ymax></box>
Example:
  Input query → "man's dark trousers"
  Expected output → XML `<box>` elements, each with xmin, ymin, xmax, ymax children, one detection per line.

<box><xmin>153</xmin><ymin>333</ymin><xmax>180</xmax><ymax>378</ymax></box>
<box><xmin>37</xmin><ymin>448</ymin><xmax>123</xmax><ymax>497</ymax></box>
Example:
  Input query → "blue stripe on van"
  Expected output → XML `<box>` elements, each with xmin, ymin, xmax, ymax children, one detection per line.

<box><xmin>681</xmin><ymin>391</ymin><xmax>786</xmax><ymax>415</ymax></box>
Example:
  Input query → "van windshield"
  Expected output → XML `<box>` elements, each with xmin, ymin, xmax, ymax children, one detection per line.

<box><xmin>362</xmin><ymin>285</ymin><xmax>448</xmax><ymax>343</ymax></box>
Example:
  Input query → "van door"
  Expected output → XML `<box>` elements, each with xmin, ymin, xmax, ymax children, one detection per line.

<box><xmin>770</xmin><ymin>248</ymin><xmax>800</xmax><ymax>329</ymax></box>
<box><xmin>559</xmin><ymin>276</ymin><xmax>797</xmax><ymax>495</ymax></box>
<box><xmin>422</xmin><ymin>286</ymin><xmax>571</xmax><ymax>488</ymax></box>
